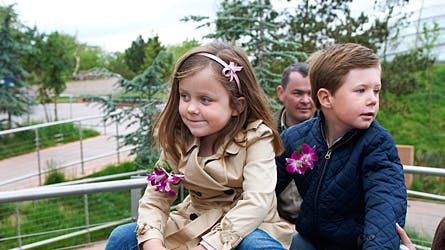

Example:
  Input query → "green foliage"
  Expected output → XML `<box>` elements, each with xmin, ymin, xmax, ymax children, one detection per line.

<box><xmin>379</xmin><ymin>63</ymin><xmax>445</xmax><ymax>197</ymax></box>
<box><xmin>166</xmin><ymin>39</ymin><xmax>200</xmax><ymax>63</ymax></box>
<box><xmin>105</xmin><ymin>51</ymin><xmax>135</xmax><ymax>80</ymax></box>
<box><xmin>143</xmin><ymin>35</ymin><xmax>165</xmax><ymax>71</ymax></box>
<box><xmin>83</xmin><ymin>50</ymin><xmax>173</xmax><ymax>166</ymax></box>
<box><xmin>0</xmin><ymin>4</ymin><xmax>32</xmax><ymax>129</ymax></box>
<box><xmin>0</xmin><ymin>122</ymin><xmax>99</xmax><ymax>160</ymax></box>
<box><xmin>124</xmin><ymin>35</ymin><xmax>147</xmax><ymax>73</ymax></box>
<box><xmin>85</xmin><ymin>161</ymin><xmax>145</xmax><ymax>178</ymax></box>
<box><xmin>77</xmin><ymin>45</ymin><xmax>109</xmax><ymax>72</ymax></box>
<box><xmin>283</xmin><ymin>0</ymin><xmax>410</xmax><ymax>55</ymax></box>
<box><xmin>44</xmin><ymin>160</ymin><xmax>66</xmax><ymax>185</ymax></box>
<box><xmin>184</xmin><ymin>0</ymin><xmax>305</xmax><ymax>98</ymax></box>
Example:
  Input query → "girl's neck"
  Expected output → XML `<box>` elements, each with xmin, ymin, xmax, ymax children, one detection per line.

<box><xmin>198</xmin><ymin>136</ymin><xmax>218</xmax><ymax>157</ymax></box>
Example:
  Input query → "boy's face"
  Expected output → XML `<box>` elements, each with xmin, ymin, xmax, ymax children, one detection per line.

<box><xmin>328</xmin><ymin>66</ymin><xmax>381</xmax><ymax>134</ymax></box>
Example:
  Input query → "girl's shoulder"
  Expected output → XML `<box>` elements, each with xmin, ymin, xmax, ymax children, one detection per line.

<box><xmin>245</xmin><ymin>119</ymin><xmax>273</xmax><ymax>138</ymax></box>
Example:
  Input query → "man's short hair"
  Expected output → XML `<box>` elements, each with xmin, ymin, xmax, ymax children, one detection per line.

<box><xmin>281</xmin><ymin>62</ymin><xmax>309</xmax><ymax>89</ymax></box>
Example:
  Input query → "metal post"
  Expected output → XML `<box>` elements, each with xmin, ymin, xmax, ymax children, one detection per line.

<box><xmin>15</xmin><ymin>202</ymin><xmax>22</xmax><ymax>248</ymax></box>
<box><xmin>84</xmin><ymin>194</ymin><xmax>91</xmax><ymax>243</ymax></box>
<box><xmin>69</xmin><ymin>95</ymin><xmax>73</xmax><ymax>119</ymax></box>
<box><xmin>78</xmin><ymin>121</ymin><xmax>85</xmax><ymax>175</ymax></box>
<box><xmin>130</xmin><ymin>176</ymin><xmax>142</xmax><ymax>220</ymax></box>
<box><xmin>35</xmin><ymin>128</ymin><xmax>42</xmax><ymax>186</ymax></box>
<box><xmin>115</xmin><ymin>120</ymin><xmax>120</xmax><ymax>164</ymax></box>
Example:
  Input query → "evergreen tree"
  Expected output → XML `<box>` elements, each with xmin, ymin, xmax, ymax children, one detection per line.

<box><xmin>84</xmin><ymin>50</ymin><xmax>174</xmax><ymax>166</ymax></box>
<box><xmin>38</xmin><ymin>32</ymin><xmax>76</xmax><ymax>121</ymax></box>
<box><xmin>143</xmin><ymin>35</ymin><xmax>165</xmax><ymax>70</ymax></box>
<box><xmin>183</xmin><ymin>0</ymin><xmax>305</xmax><ymax>100</ymax></box>
<box><xmin>0</xmin><ymin>5</ymin><xmax>32</xmax><ymax>129</ymax></box>
<box><xmin>124</xmin><ymin>35</ymin><xmax>147</xmax><ymax>73</ymax></box>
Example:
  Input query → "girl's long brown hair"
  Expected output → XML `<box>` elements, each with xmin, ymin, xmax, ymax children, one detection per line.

<box><xmin>152</xmin><ymin>41</ymin><xmax>283</xmax><ymax>161</ymax></box>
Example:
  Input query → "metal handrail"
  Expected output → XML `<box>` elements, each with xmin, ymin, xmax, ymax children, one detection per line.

<box><xmin>0</xmin><ymin>112</ymin><xmax>118</xmax><ymax>136</ymax></box>
<box><xmin>0</xmin><ymin>165</ymin><xmax>444</xmax><ymax>204</ymax></box>
<box><xmin>0</xmin><ymin>165</ymin><xmax>442</xmax><ymax>250</ymax></box>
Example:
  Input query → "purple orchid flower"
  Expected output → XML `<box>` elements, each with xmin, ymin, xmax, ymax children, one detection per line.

<box><xmin>285</xmin><ymin>143</ymin><xmax>318</xmax><ymax>175</ymax></box>
<box><xmin>147</xmin><ymin>167</ymin><xmax>184</xmax><ymax>196</ymax></box>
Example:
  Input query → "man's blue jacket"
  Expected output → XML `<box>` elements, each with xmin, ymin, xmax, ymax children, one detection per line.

<box><xmin>276</xmin><ymin>113</ymin><xmax>407</xmax><ymax>249</ymax></box>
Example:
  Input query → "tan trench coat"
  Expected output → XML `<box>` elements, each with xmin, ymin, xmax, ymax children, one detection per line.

<box><xmin>136</xmin><ymin>120</ymin><xmax>293</xmax><ymax>249</ymax></box>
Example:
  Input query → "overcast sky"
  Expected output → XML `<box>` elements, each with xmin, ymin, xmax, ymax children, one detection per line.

<box><xmin>2</xmin><ymin>0</ymin><xmax>443</xmax><ymax>59</ymax></box>
<box><xmin>1</xmin><ymin>0</ymin><xmax>219</xmax><ymax>52</ymax></box>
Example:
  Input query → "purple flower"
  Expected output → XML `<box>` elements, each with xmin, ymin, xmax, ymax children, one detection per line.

<box><xmin>147</xmin><ymin>167</ymin><xmax>184</xmax><ymax>196</ymax></box>
<box><xmin>285</xmin><ymin>143</ymin><xmax>318</xmax><ymax>175</ymax></box>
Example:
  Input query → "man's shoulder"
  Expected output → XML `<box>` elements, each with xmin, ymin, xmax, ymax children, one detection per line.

<box><xmin>281</xmin><ymin>116</ymin><xmax>317</xmax><ymax>140</ymax></box>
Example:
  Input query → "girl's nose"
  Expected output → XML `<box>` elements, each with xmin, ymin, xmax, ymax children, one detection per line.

<box><xmin>187</xmin><ymin>101</ymin><xmax>199</xmax><ymax>114</ymax></box>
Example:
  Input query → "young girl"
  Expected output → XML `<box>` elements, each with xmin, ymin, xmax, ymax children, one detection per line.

<box><xmin>136</xmin><ymin>41</ymin><xmax>293</xmax><ymax>249</ymax></box>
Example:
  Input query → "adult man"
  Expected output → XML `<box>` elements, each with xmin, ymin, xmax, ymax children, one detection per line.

<box><xmin>275</xmin><ymin>62</ymin><xmax>316</xmax><ymax>223</ymax></box>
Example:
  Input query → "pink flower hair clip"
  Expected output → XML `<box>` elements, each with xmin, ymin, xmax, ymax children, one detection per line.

<box><xmin>198</xmin><ymin>52</ymin><xmax>243</xmax><ymax>93</ymax></box>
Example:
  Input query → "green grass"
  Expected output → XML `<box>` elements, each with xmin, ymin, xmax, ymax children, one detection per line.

<box><xmin>0</xmin><ymin>122</ymin><xmax>100</xmax><ymax>160</ymax></box>
<box><xmin>0</xmin><ymin>162</ymin><xmax>139</xmax><ymax>250</ymax></box>
<box><xmin>378</xmin><ymin>63</ymin><xmax>445</xmax><ymax>195</ymax></box>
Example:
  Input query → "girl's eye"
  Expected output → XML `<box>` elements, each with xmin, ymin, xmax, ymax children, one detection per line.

<box><xmin>201</xmin><ymin>97</ymin><xmax>211</xmax><ymax>104</ymax></box>
<box><xmin>180</xmin><ymin>93</ymin><xmax>190</xmax><ymax>101</ymax></box>
<box><xmin>356</xmin><ymin>88</ymin><xmax>365</xmax><ymax>93</ymax></box>
<box><xmin>373</xmin><ymin>89</ymin><xmax>380</xmax><ymax>94</ymax></box>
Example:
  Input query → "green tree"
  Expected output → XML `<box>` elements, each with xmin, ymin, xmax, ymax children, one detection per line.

<box><xmin>77</xmin><ymin>45</ymin><xmax>110</xmax><ymax>72</ymax></box>
<box><xmin>184</xmin><ymin>0</ymin><xmax>304</xmax><ymax>100</ymax></box>
<box><xmin>84</xmin><ymin>50</ymin><xmax>173</xmax><ymax>166</ymax></box>
<box><xmin>283</xmin><ymin>0</ymin><xmax>410</xmax><ymax>55</ymax></box>
<box><xmin>0</xmin><ymin>5</ymin><xmax>32</xmax><ymax>129</ymax></box>
<box><xmin>106</xmin><ymin>51</ymin><xmax>135</xmax><ymax>80</ymax></box>
<box><xmin>37</xmin><ymin>32</ymin><xmax>76</xmax><ymax>121</ymax></box>
<box><xmin>124</xmin><ymin>35</ymin><xmax>147</xmax><ymax>73</ymax></box>
<box><xmin>166</xmin><ymin>39</ymin><xmax>200</xmax><ymax>63</ymax></box>
<box><xmin>142</xmin><ymin>35</ymin><xmax>165</xmax><ymax>70</ymax></box>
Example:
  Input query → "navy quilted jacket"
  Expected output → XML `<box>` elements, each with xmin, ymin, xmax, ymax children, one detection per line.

<box><xmin>276</xmin><ymin>113</ymin><xmax>407</xmax><ymax>249</ymax></box>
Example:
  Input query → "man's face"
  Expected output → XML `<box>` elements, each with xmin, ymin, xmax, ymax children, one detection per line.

<box><xmin>277</xmin><ymin>71</ymin><xmax>316</xmax><ymax>126</ymax></box>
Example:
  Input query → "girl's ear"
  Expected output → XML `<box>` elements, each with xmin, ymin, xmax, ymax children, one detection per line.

<box><xmin>317</xmin><ymin>88</ymin><xmax>333</xmax><ymax>109</ymax></box>
<box><xmin>232</xmin><ymin>97</ymin><xmax>246</xmax><ymax>116</ymax></box>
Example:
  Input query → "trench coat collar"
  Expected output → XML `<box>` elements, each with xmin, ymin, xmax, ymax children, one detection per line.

<box><xmin>183</xmin><ymin>119</ymin><xmax>264</xmax><ymax>157</ymax></box>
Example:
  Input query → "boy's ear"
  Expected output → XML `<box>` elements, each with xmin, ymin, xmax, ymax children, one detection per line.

<box><xmin>232</xmin><ymin>97</ymin><xmax>246</xmax><ymax>116</ymax></box>
<box><xmin>317</xmin><ymin>88</ymin><xmax>333</xmax><ymax>108</ymax></box>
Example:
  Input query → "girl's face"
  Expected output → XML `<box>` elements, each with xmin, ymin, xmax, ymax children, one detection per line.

<box><xmin>178</xmin><ymin>66</ymin><xmax>237</xmax><ymax>144</ymax></box>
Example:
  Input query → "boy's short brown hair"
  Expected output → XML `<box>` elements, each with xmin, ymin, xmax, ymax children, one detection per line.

<box><xmin>309</xmin><ymin>43</ymin><xmax>380</xmax><ymax>109</ymax></box>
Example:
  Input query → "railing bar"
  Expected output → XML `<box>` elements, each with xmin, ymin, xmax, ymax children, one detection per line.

<box><xmin>0</xmin><ymin>178</ymin><xmax>148</xmax><ymax>203</ymax></box>
<box><xmin>0</xmin><ymin>221</ymin><xmax>118</xmax><ymax>241</ymax></box>
<box><xmin>403</xmin><ymin>165</ymin><xmax>445</xmax><ymax>177</ymax></box>
<box><xmin>0</xmin><ymin>147</ymin><xmax>136</xmax><ymax>187</ymax></box>
<box><xmin>407</xmin><ymin>190</ymin><xmax>445</xmax><ymax>201</ymax></box>
<box><xmin>10</xmin><ymin>218</ymin><xmax>133</xmax><ymax>250</ymax></box>
<box><xmin>0</xmin><ymin>112</ymin><xmax>120</xmax><ymax>136</ymax></box>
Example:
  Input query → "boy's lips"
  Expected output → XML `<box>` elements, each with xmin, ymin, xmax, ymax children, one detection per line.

<box><xmin>361</xmin><ymin>112</ymin><xmax>375</xmax><ymax>119</ymax></box>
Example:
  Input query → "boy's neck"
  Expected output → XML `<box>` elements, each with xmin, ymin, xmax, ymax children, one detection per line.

<box><xmin>321</xmin><ymin>111</ymin><xmax>347</xmax><ymax>147</ymax></box>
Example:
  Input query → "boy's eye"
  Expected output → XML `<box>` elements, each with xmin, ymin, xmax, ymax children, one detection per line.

<box><xmin>373</xmin><ymin>89</ymin><xmax>380</xmax><ymax>94</ymax></box>
<box><xmin>356</xmin><ymin>88</ymin><xmax>365</xmax><ymax>93</ymax></box>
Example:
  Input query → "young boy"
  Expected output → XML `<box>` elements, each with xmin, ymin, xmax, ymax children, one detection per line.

<box><xmin>276</xmin><ymin>43</ymin><xmax>407</xmax><ymax>249</ymax></box>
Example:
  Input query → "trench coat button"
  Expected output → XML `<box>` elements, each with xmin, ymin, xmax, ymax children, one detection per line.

<box><xmin>224</xmin><ymin>189</ymin><xmax>234</xmax><ymax>195</ymax></box>
<box><xmin>190</xmin><ymin>213</ymin><xmax>198</xmax><ymax>220</ymax></box>
<box><xmin>368</xmin><ymin>234</ymin><xmax>375</xmax><ymax>241</ymax></box>
<box><xmin>195</xmin><ymin>191</ymin><xmax>202</xmax><ymax>197</ymax></box>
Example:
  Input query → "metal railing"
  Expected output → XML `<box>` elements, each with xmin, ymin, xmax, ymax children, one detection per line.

<box><xmin>0</xmin><ymin>165</ymin><xmax>443</xmax><ymax>249</ymax></box>
<box><xmin>0</xmin><ymin>111</ymin><xmax>135</xmax><ymax>190</ymax></box>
